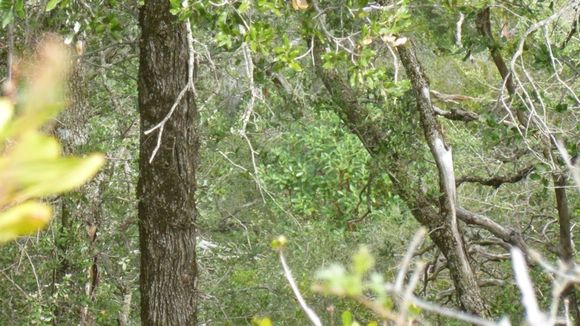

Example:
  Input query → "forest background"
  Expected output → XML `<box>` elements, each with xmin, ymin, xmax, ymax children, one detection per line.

<box><xmin>0</xmin><ymin>0</ymin><xmax>578</xmax><ymax>325</ymax></box>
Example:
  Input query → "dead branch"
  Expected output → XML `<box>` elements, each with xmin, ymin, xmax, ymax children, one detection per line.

<box><xmin>433</xmin><ymin>105</ymin><xmax>479</xmax><ymax>122</ymax></box>
<box><xmin>457</xmin><ymin>166</ymin><xmax>535</xmax><ymax>188</ymax></box>
<box><xmin>456</xmin><ymin>207</ymin><xmax>530</xmax><ymax>257</ymax></box>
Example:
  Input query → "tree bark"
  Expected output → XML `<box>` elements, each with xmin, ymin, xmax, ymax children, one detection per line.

<box><xmin>138</xmin><ymin>1</ymin><xmax>198</xmax><ymax>325</ymax></box>
<box><xmin>313</xmin><ymin>39</ymin><xmax>488</xmax><ymax>316</ymax></box>
<box><xmin>53</xmin><ymin>45</ymin><xmax>94</xmax><ymax>326</ymax></box>
<box><xmin>396</xmin><ymin>42</ymin><xmax>488</xmax><ymax>316</ymax></box>
<box><xmin>553</xmin><ymin>173</ymin><xmax>580</xmax><ymax>324</ymax></box>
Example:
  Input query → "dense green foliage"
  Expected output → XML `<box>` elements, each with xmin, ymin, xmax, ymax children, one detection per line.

<box><xmin>0</xmin><ymin>0</ymin><xmax>578</xmax><ymax>325</ymax></box>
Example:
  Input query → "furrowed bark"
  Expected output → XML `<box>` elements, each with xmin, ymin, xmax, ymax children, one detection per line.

<box><xmin>54</xmin><ymin>45</ymin><xmax>98</xmax><ymax>325</ymax></box>
<box><xmin>138</xmin><ymin>1</ymin><xmax>198</xmax><ymax>324</ymax></box>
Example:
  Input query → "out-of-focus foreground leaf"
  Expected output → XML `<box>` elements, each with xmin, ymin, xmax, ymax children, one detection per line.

<box><xmin>0</xmin><ymin>37</ymin><xmax>104</xmax><ymax>242</ymax></box>
<box><xmin>0</xmin><ymin>201</ymin><xmax>52</xmax><ymax>243</ymax></box>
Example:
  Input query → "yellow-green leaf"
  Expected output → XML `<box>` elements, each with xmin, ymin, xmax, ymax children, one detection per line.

<box><xmin>352</xmin><ymin>246</ymin><xmax>374</xmax><ymax>275</ymax></box>
<box><xmin>3</xmin><ymin>102</ymin><xmax>64</xmax><ymax>139</ymax></box>
<box><xmin>8</xmin><ymin>132</ymin><xmax>61</xmax><ymax>162</ymax></box>
<box><xmin>0</xmin><ymin>98</ymin><xmax>13</xmax><ymax>133</ymax></box>
<box><xmin>342</xmin><ymin>310</ymin><xmax>353</xmax><ymax>326</ymax></box>
<box><xmin>252</xmin><ymin>317</ymin><xmax>272</xmax><ymax>326</ymax></box>
<box><xmin>271</xmin><ymin>235</ymin><xmax>287</xmax><ymax>250</ymax></box>
<box><xmin>0</xmin><ymin>201</ymin><xmax>52</xmax><ymax>243</ymax></box>
<box><xmin>259</xmin><ymin>318</ymin><xmax>272</xmax><ymax>326</ymax></box>
<box><xmin>3</xmin><ymin>154</ymin><xmax>105</xmax><ymax>202</ymax></box>
<box><xmin>408</xmin><ymin>303</ymin><xmax>422</xmax><ymax>316</ymax></box>
<box><xmin>45</xmin><ymin>0</ymin><xmax>62</xmax><ymax>11</ymax></box>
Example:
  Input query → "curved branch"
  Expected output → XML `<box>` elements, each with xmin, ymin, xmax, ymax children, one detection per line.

<box><xmin>433</xmin><ymin>106</ymin><xmax>479</xmax><ymax>122</ymax></box>
<box><xmin>457</xmin><ymin>165</ymin><xmax>535</xmax><ymax>188</ymax></box>
<box><xmin>456</xmin><ymin>207</ymin><xmax>530</xmax><ymax>258</ymax></box>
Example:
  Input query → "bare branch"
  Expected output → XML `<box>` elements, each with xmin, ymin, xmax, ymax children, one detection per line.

<box><xmin>456</xmin><ymin>207</ymin><xmax>530</xmax><ymax>256</ymax></box>
<box><xmin>456</xmin><ymin>12</ymin><xmax>465</xmax><ymax>48</ymax></box>
<box><xmin>457</xmin><ymin>166</ymin><xmax>535</xmax><ymax>188</ymax></box>
<box><xmin>511</xmin><ymin>248</ymin><xmax>549</xmax><ymax>325</ymax></box>
<box><xmin>395</xmin><ymin>228</ymin><xmax>427</xmax><ymax>292</ymax></box>
<box><xmin>430</xmin><ymin>90</ymin><xmax>476</xmax><ymax>104</ymax></box>
<box><xmin>433</xmin><ymin>105</ymin><xmax>479</xmax><ymax>122</ymax></box>
<box><xmin>277</xmin><ymin>248</ymin><xmax>322</xmax><ymax>326</ymax></box>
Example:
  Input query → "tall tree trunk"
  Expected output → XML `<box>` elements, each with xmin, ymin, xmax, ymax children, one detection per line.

<box><xmin>138</xmin><ymin>1</ymin><xmax>198</xmax><ymax>325</ymax></box>
<box><xmin>53</xmin><ymin>45</ymin><xmax>94</xmax><ymax>325</ymax></box>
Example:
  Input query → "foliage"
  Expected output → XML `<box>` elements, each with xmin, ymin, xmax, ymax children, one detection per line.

<box><xmin>0</xmin><ymin>0</ymin><xmax>578</xmax><ymax>324</ymax></box>
<box><xmin>260</xmin><ymin>110</ymin><xmax>395</xmax><ymax>225</ymax></box>
<box><xmin>0</xmin><ymin>40</ymin><xmax>104</xmax><ymax>244</ymax></box>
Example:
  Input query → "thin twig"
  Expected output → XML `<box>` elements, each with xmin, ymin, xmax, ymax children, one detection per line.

<box><xmin>511</xmin><ymin>247</ymin><xmax>549</xmax><ymax>326</ymax></box>
<box><xmin>394</xmin><ymin>228</ymin><xmax>427</xmax><ymax>291</ymax></box>
<box><xmin>278</xmin><ymin>249</ymin><xmax>322</xmax><ymax>326</ymax></box>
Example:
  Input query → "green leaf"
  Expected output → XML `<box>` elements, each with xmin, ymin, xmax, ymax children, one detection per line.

<box><xmin>555</xmin><ymin>103</ymin><xmax>568</xmax><ymax>113</ymax></box>
<box><xmin>15</xmin><ymin>0</ymin><xmax>25</xmax><ymax>18</ymax></box>
<box><xmin>352</xmin><ymin>246</ymin><xmax>374</xmax><ymax>275</ymax></box>
<box><xmin>271</xmin><ymin>235</ymin><xmax>287</xmax><ymax>250</ymax></box>
<box><xmin>342</xmin><ymin>310</ymin><xmax>353</xmax><ymax>326</ymax></box>
<box><xmin>315</xmin><ymin>264</ymin><xmax>347</xmax><ymax>293</ymax></box>
<box><xmin>408</xmin><ymin>303</ymin><xmax>422</xmax><ymax>316</ymax></box>
<box><xmin>239</xmin><ymin>0</ymin><xmax>251</xmax><ymax>13</ymax></box>
<box><xmin>0</xmin><ymin>201</ymin><xmax>52</xmax><ymax>243</ymax></box>
<box><xmin>1</xmin><ymin>10</ymin><xmax>13</xmax><ymax>28</ymax></box>
<box><xmin>1</xmin><ymin>154</ymin><xmax>105</xmax><ymax>202</ymax></box>
<box><xmin>288</xmin><ymin>60</ymin><xmax>303</xmax><ymax>72</ymax></box>
<box><xmin>0</xmin><ymin>98</ymin><xmax>13</xmax><ymax>132</ymax></box>
<box><xmin>46</xmin><ymin>0</ymin><xmax>62</xmax><ymax>11</ymax></box>
<box><xmin>169</xmin><ymin>0</ymin><xmax>180</xmax><ymax>10</ymax></box>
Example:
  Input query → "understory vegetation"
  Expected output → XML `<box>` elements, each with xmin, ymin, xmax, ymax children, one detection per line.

<box><xmin>0</xmin><ymin>0</ymin><xmax>578</xmax><ymax>325</ymax></box>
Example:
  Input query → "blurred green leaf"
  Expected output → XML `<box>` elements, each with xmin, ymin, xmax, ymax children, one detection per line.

<box><xmin>45</xmin><ymin>0</ymin><xmax>62</xmax><ymax>11</ymax></box>
<box><xmin>1</xmin><ymin>154</ymin><xmax>105</xmax><ymax>203</ymax></box>
<box><xmin>0</xmin><ymin>201</ymin><xmax>52</xmax><ymax>243</ymax></box>
<box><xmin>0</xmin><ymin>98</ymin><xmax>13</xmax><ymax>132</ymax></box>
<box><xmin>342</xmin><ymin>310</ymin><xmax>353</xmax><ymax>326</ymax></box>
<box><xmin>252</xmin><ymin>317</ymin><xmax>272</xmax><ymax>326</ymax></box>
<box><xmin>352</xmin><ymin>246</ymin><xmax>374</xmax><ymax>275</ymax></box>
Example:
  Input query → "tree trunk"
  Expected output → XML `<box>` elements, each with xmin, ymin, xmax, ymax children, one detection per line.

<box><xmin>312</xmin><ymin>39</ymin><xmax>488</xmax><ymax>316</ymax></box>
<box><xmin>53</xmin><ymin>45</ymin><xmax>94</xmax><ymax>325</ymax></box>
<box><xmin>553</xmin><ymin>173</ymin><xmax>580</xmax><ymax>324</ymax></box>
<box><xmin>396</xmin><ymin>42</ymin><xmax>487</xmax><ymax>316</ymax></box>
<box><xmin>138</xmin><ymin>1</ymin><xmax>199</xmax><ymax>325</ymax></box>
